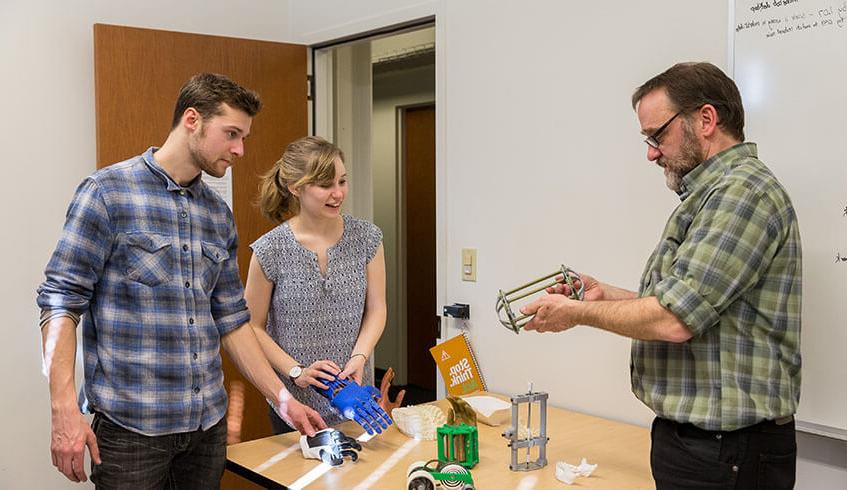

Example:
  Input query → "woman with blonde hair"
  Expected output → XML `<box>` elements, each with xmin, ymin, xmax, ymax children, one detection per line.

<box><xmin>245</xmin><ymin>136</ymin><xmax>387</xmax><ymax>434</ymax></box>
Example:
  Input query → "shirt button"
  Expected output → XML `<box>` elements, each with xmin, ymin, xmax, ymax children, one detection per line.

<box><xmin>181</xmin><ymin>211</ymin><xmax>188</xmax><ymax>218</ymax></box>
<box><xmin>716</xmin><ymin>434</ymin><xmax>722</xmax><ymax>440</ymax></box>
<box><xmin>193</xmin><ymin>387</ymin><xmax>200</xmax><ymax>394</ymax></box>
<box><xmin>732</xmin><ymin>465</ymin><xmax>739</xmax><ymax>473</ymax></box>
<box><xmin>185</xmin><ymin>281</ymin><xmax>190</xmax><ymax>288</ymax></box>
<box><xmin>180</xmin><ymin>190</ymin><xmax>186</xmax><ymax>196</ymax></box>
<box><xmin>188</xmin><ymin>317</ymin><xmax>195</xmax><ymax>325</ymax></box>
<box><xmin>182</xmin><ymin>244</ymin><xmax>189</xmax><ymax>252</ymax></box>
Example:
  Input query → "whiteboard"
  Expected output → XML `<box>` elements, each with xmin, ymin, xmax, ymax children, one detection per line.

<box><xmin>734</xmin><ymin>0</ymin><xmax>847</xmax><ymax>438</ymax></box>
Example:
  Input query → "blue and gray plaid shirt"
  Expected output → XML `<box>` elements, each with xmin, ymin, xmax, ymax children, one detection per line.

<box><xmin>37</xmin><ymin>147</ymin><xmax>249</xmax><ymax>436</ymax></box>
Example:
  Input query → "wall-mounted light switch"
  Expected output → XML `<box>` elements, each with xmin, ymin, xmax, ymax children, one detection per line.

<box><xmin>461</xmin><ymin>248</ymin><xmax>477</xmax><ymax>282</ymax></box>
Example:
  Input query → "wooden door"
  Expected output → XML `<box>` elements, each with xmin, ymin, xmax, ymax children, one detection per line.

<box><xmin>94</xmin><ymin>24</ymin><xmax>307</xmax><ymax>489</ymax></box>
<box><xmin>403</xmin><ymin>105</ymin><xmax>437</xmax><ymax>390</ymax></box>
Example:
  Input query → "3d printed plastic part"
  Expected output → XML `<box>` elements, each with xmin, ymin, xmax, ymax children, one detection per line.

<box><xmin>392</xmin><ymin>404</ymin><xmax>447</xmax><ymax>440</ymax></box>
<box><xmin>406</xmin><ymin>459</ymin><xmax>475</xmax><ymax>490</ymax></box>
<box><xmin>313</xmin><ymin>376</ymin><xmax>393</xmax><ymax>435</ymax></box>
<box><xmin>437</xmin><ymin>424</ymin><xmax>479</xmax><ymax>469</ymax></box>
<box><xmin>496</xmin><ymin>265</ymin><xmax>585</xmax><ymax>334</ymax></box>
<box><xmin>299</xmin><ymin>428</ymin><xmax>362</xmax><ymax>466</ymax></box>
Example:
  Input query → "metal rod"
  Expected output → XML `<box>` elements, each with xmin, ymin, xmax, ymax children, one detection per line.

<box><xmin>502</xmin><ymin>270</ymin><xmax>565</xmax><ymax>296</ymax></box>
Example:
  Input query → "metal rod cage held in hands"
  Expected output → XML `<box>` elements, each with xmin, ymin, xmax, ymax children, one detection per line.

<box><xmin>496</xmin><ymin>265</ymin><xmax>585</xmax><ymax>334</ymax></box>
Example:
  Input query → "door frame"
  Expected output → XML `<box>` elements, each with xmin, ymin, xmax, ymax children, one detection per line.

<box><xmin>310</xmin><ymin>19</ymin><xmax>442</xmax><ymax>390</ymax></box>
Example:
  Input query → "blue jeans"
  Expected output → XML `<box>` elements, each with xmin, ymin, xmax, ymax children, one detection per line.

<box><xmin>651</xmin><ymin>416</ymin><xmax>796</xmax><ymax>489</ymax></box>
<box><xmin>90</xmin><ymin>413</ymin><xmax>227</xmax><ymax>489</ymax></box>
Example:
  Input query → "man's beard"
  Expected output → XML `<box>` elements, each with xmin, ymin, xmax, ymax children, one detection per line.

<box><xmin>188</xmin><ymin>126</ymin><xmax>226</xmax><ymax>178</ymax></box>
<box><xmin>659</xmin><ymin>120</ymin><xmax>704</xmax><ymax>193</ymax></box>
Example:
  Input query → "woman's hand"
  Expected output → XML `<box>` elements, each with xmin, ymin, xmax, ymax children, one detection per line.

<box><xmin>339</xmin><ymin>354</ymin><xmax>367</xmax><ymax>385</ymax></box>
<box><xmin>295</xmin><ymin>360</ymin><xmax>341</xmax><ymax>390</ymax></box>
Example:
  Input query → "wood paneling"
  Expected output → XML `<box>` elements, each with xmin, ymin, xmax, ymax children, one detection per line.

<box><xmin>93</xmin><ymin>24</ymin><xmax>307</xmax><ymax>489</ymax></box>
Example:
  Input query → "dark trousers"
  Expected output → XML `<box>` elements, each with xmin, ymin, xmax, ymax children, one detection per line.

<box><xmin>651</xmin><ymin>416</ymin><xmax>796</xmax><ymax>489</ymax></box>
<box><xmin>90</xmin><ymin>413</ymin><xmax>228</xmax><ymax>489</ymax></box>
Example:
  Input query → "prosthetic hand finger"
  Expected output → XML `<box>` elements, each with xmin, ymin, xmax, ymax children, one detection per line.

<box><xmin>370</xmin><ymin>400</ymin><xmax>393</xmax><ymax>427</ymax></box>
<box><xmin>341</xmin><ymin>449</ymin><xmax>359</xmax><ymax>462</ymax></box>
<box><xmin>301</xmin><ymin>428</ymin><xmax>360</xmax><ymax>466</ymax></box>
<box><xmin>362</xmin><ymin>396</ymin><xmax>392</xmax><ymax>427</ymax></box>
<box><xmin>339</xmin><ymin>440</ymin><xmax>362</xmax><ymax>452</ymax></box>
<box><xmin>338</xmin><ymin>433</ymin><xmax>362</xmax><ymax>450</ymax></box>
<box><xmin>354</xmin><ymin>409</ymin><xmax>380</xmax><ymax>434</ymax></box>
<box><xmin>359</xmin><ymin>404</ymin><xmax>387</xmax><ymax>431</ymax></box>
<box><xmin>362</xmin><ymin>403</ymin><xmax>390</xmax><ymax>430</ymax></box>
<box><xmin>356</xmin><ymin>406</ymin><xmax>386</xmax><ymax>433</ymax></box>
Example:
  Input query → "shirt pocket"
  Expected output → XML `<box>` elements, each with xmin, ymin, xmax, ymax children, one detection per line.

<box><xmin>123</xmin><ymin>233</ymin><xmax>174</xmax><ymax>287</ymax></box>
<box><xmin>200</xmin><ymin>240</ymin><xmax>229</xmax><ymax>293</ymax></box>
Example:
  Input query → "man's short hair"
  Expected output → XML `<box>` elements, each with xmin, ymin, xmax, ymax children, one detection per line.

<box><xmin>632</xmin><ymin>62</ymin><xmax>745</xmax><ymax>141</ymax></box>
<box><xmin>171</xmin><ymin>73</ymin><xmax>262</xmax><ymax>129</ymax></box>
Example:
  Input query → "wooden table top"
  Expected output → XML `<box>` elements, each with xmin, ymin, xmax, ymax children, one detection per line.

<box><xmin>226</xmin><ymin>393</ymin><xmax>654</xmax><ymax>489</ymax></box>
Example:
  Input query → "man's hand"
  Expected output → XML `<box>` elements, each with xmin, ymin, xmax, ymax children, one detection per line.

<box><xmin>273</xmin><ymin>392</ymin><xmax>327</xmax><ymax>437</ymax></box>
<box><xmin>547</xmin><ymin>273</ymin><xmax>604</xmax><ymax>301</ymax></box>
<box><xmin>50</xmin><ymin>403</ymin><xmax>100</xmax><ymax>482</ymax></box>
<box><xmin>521</xmin><ymin>294</ymin><xmax>581</xmax><ymax>333</ymax></box>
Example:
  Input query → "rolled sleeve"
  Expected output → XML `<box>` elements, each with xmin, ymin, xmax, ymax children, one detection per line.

<box><xmin>659</xmin><ymin>180</ymin><xmax>781</xmax><ymax>336</ymax></box>
<box><xmin>654</xmin><ymin>276</ymin><xmax>720</xmax><ymax>336</ymax></box>
<box><xmin>37</xmin><ymin>178</ymin><xmax>113</xmax><ymax>320</ymax></box>
<box><xmin>210</xmin><ymin>222</ymin><xmax>249</xmax><ymax>336</ymax></box>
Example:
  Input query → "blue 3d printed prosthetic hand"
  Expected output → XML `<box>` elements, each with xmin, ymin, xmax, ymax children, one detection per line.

<box><xmin>314</xmin><ymin>377</ymin><xmax>393</xmax><ymax>435</ymax></box>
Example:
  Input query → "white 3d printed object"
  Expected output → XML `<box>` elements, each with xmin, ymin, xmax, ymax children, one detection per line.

<box><xmin>392</xmin><ymin>404</ymin><xmax>447</xmax><ymax>440</ymax></box>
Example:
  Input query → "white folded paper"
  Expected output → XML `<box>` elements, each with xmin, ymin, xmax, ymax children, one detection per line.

<box><xmin>555</xmin><ymin>458</ymin><xmax>597</xmax><ymax>485</ymax></box>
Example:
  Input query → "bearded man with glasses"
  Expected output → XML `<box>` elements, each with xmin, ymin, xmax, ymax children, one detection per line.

<box><xmin>521</xmin><ymin>62</ymin><xmax>802</xmax><ymax>489</ymax></box>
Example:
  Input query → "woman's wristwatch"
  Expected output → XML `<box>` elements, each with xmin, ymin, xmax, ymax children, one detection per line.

<box><xmin>288</xmin><ymin>364</ymin><xmax>304</xmax><ymax>381</ymax></box>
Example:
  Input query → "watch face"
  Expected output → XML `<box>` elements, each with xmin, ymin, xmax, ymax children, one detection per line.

<box><xmin>289</xmin><ymin>365</ymin><xmax>303</xmax><ymax>379</ymax></box>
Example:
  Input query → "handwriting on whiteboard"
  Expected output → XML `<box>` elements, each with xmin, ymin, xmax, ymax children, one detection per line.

<box><xmin>736</xmin><ymin>1</ymin><xmax>847</xmax><ymax>39</ymax></box>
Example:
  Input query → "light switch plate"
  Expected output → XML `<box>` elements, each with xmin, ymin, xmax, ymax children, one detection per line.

<box><xmin>462</xmin><ymin>248</ymin><xmax>477</xmax><ymax>282</ymax></box>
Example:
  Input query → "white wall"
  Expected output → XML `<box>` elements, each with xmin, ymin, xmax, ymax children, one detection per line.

<box><xmin>438</xmin><ymin>0</ymin><xmax>708</xmax><ymax>426</ymax></box>
<box><xmin>292</xmin><ymin>1</ymin><xmax>847</xmax><ymax>488</ymax></box>
<box><xmin>0</xmin><ymin>1</ymin><xmax>290</xmax><ymax>488</ymax></box>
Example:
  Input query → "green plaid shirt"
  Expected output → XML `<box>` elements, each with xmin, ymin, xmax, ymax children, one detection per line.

<box><xmin>632</xmin><ymin>142</ymin><xmax>802</xmax><ymax>431</ymax></box>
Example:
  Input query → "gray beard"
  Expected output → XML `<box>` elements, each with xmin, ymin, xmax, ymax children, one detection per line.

<box><xmin>661</xmin><ymin>120</ymin><xmax>703</xmax><ymax>192</ymax></box>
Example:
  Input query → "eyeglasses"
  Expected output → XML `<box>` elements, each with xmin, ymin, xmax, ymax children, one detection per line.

<box><xmin>644</xmin><ymin>111</ymin><xmax>681</xmax><ymax>149</ymax></box>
